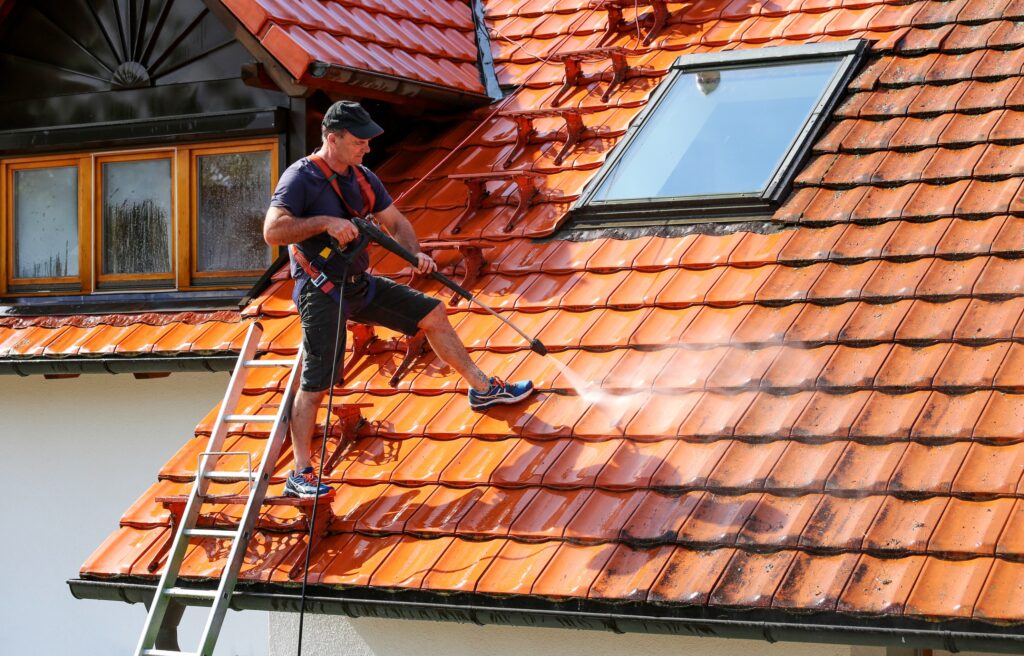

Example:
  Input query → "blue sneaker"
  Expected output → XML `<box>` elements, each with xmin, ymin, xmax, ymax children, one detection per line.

<box><xmin>284</xmin><ymin>467</ymin><xmax>332</xmax><ymax>498</ymax></box>
<box><xmin>469</xmin><ymin>377</ymin><xmax>535</xmax><ymax>411</ymax></box>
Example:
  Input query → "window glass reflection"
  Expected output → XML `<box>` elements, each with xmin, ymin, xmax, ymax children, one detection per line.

<box><xmin>102</xmin><ymin>158</ymin><xmax>172</xmax><ymax>275</ymax></box>
<box><xmin>196</xmin><ymin>151</ymin><xmax>272</xmax><ymax>273</ymax></box>
<box><xmin>593</xmin><ymin>59</ymin><xmax>841</xmax><ymax>202</ymax></box>
<box><xmin>14</xmin><ymin>166</ymin><xmax>78</xmax><ymax>278</ymax></box>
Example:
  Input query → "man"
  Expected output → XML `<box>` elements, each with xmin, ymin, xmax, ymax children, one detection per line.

<box><xmin>264</xmin><ymin>100</ymin><xmax>535</xmax><ymax>498</ymax></box>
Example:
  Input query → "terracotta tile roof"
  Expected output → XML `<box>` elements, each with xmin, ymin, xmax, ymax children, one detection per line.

<box><xmin>76</xmin><ymin>0</ymin><xmax>1024</xmax><ymax>641</ymax></box>
<box><xmin>219</xmin><ymin>0</ymin><xmax>488</xmax><ymax>97</ymax></box>
<box><xmin>0</xmin><ymin>310</ymin><xmax>248</xmax><ymax>364</ymax></box>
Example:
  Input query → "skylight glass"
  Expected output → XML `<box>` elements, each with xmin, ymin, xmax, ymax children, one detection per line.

<box><xmin>576</xmin><ymin>42</ymin><xmax>867</xmax><ymax>223</ymax></box>
<box><xmin>593</xmin><ymin>60</ymin><xmax>841</xmax><ymax>200</ymax></box>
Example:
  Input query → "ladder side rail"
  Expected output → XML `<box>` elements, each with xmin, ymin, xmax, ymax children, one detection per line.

<box><xmin>195</xmin><ymin>323</ymin><xmax>265</xmax><ymax>500</ymax></box>
<box><xmin>196</xmin><ymin>346</ymin><xmax>305</xmax><ymax>656</ymax></box>
<box><xmin>134</xmin><ymin>322</ymin><xmax>264</xmax><ymax>656</ymax></box>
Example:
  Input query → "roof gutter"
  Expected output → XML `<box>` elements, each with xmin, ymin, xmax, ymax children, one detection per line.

<box><xmin>0</xmin><ymin>354</ymin><xmax>237</xmax><ymax>376</ymax></box>
<box><xmin>69</xmin><ymin>579</ymin><xmax>1024</xmax><ymax>654</ymax></box>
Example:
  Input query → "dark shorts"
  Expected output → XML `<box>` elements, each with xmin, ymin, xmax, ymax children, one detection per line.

<box><xmin>298</xmin><ymin>273</ymin><xmax>441</xmax><ymax>392</ymax></box>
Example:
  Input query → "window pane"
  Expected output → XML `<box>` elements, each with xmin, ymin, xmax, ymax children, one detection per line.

<box><xmin>593</xmin><ymin>59</ymin><xmax>842</xmax><ymax>202</ymax></box>
<box><xmin>196</xmin><ymin>151</ymin><xmax>272</xmax><ymax>273</ymax></box>
<box><xmin>102</xmin><ymin>159</ymin><xmax>172</xmax><ymax>275</ymax></box>
<box><xmin>13</xmin><ymin>166</ymin><xmax>78</xmax><ymax>278</ymax></box>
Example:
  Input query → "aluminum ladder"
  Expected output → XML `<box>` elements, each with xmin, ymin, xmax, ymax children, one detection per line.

<box><xmin>135</xmin><ymin>321</ymin><xmax>303</xmax><ymax>656</ymax></box>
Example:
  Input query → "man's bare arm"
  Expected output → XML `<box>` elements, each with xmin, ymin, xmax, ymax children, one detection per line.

<box><xmin>263</xmin><ymin>206</ymin><xmax>359</xmax><ymax>247</ymax></box>
<box><xmin>374</xmin><ymin>204</ymin><xmax>437</xmax><ymax>274</ymax></box>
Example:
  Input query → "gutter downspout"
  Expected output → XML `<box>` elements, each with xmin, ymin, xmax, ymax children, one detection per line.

<box><xmin>69</xmin><ymin>579</ymin><xmax>1024</xmax><ymax>654</ymax></box>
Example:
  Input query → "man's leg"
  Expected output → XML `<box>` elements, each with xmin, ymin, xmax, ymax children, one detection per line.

<box><xmin>418</xmin><ymin>304</ymin><xmax>490</xmax><ymax>392</ymax></box>
<box><xmin>289</xmin><ymin>387</ymin><xmax>327</xmax><ymax>472</ymax></box>
<box><xmin>286</xmin><ymin>283</ymin><xmax>339</xmax><ymax>497</ymax></box>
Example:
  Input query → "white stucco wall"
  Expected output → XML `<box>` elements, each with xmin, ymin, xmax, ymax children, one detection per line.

<box><xmin>0</xmin><ymin>371</ymin><xmax>269</xmax><ymax>655</ymax></box>
<box><xmin>268</xmin><ymin>614</ymin><xmax>888</xmax><ymax>656</ymax></box>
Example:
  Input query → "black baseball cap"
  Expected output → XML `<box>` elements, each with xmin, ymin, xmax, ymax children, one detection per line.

<box><xmin>322</xmin><ymin>100</ymin><xmax>383</xmax><ymax>139</ymax></box>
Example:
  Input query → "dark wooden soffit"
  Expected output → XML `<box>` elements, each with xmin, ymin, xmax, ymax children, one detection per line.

<box><xmin>0</xmin><ymin>0</ymin><xmax>288</xmax><ymax>147</ymax></box>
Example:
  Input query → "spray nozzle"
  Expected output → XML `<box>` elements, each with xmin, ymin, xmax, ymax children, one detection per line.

<box><xmin>530</xmin><ymin>339</ymin><xmax>548</xmax><ymax>356</ymax></box>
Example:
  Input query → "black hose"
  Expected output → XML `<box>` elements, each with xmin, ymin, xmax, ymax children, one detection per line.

<box><xmin>295</xmin><ymin>241</ymin><xmax>362</xmax><ymax>655</ymax></box>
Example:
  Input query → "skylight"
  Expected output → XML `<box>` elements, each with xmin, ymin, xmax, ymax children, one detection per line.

<box><xmin>575</xmin><ymin>41</ymin><xmax>869</xmax><ymax>224</ymax></box>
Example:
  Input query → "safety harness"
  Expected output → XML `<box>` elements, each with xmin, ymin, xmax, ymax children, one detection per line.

<box><xmin>289</xmin><ymin>153</ymin><xmax>377</xmax><ymax>303</ymax></box>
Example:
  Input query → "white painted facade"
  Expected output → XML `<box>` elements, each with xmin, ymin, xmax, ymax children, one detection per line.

<box><xmin>269</xmin><ymin>615</ymin><xmax>1010</xmax><ymax>656</ymax></box>
<box><xmin>268</xmin><ymin>614</ymin><xmax>890</xmax><ymax>656</ymax></box>
<box><xmin>0</xmin><ymin>371</ymin><xmax>268</xmax><ymax>655</ymax></box>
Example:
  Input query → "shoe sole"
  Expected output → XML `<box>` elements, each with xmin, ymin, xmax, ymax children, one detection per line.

<box><xmin>470</xmin><ymin>387</ymin><xmax>534</xmax><ymax>411</ymax></box>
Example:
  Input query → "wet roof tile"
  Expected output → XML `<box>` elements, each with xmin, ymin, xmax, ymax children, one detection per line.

<box><xmin>863</xmin><ymin>496</ymin><xmax>948</xmax><ymax>554</ymax></box>
<box><xmin>910</xmin><ymin>390</ymin><xmax>990</xmax><ymax>441</ymax></box>
<box><xmin>850</xmin><ymin>391</ymin><xmax>931</xmax><ymax>440</ymax></box>
<box><xmin>678</xmin><ymin>492</ymin><xmax>761</xmax><ymax>546</ymax></box>
<box><xmin>736</xmin><ymin>494</ymin><xmax>821</xmax><ymax>549</ymax></box>
<box><xmin>930</xmin><ymin>498</ymin><xmax>1016</xmax><ymax>557</ymax></box>
<box><xmin>733</xmin><ymin>391</ymin><xmax>813</xmax><ymax>440</ymax></box>
<box><xmin>531</xmin><ymin>541</ymin><xmax>617</xmax><ymax>598</ymax></box>
<box><xmin>974</xmin><ymin>391</ymin><xmax>1024</xmax><ymax>442</ymax></box>
<box><xmin>649</xmin><ymin>440</ymin><xmax>731</xmax><ymax>491</ymax></box>
<box><xmin>648</xmin><ymin>546</ymin><xmax>735</xmax><ymax>605</ymax></box>
<box><xmin>873</xmin><ymin>344</ymin><xmax>950</xmax><ymax>389</ymax></box>
<box><xmin>840</xmin><ymin>299</ymin><xmax>914</xmax><ymax>342</ymax></box>
<box><xmin>953</xmin><ymin>443</ymin><xmax>1024</xmax><ymax>497</ymax></box>
<box><xmin>826</xmin><ymin>441</ymin><xmax>908</xmax><ymax>495</ymax></box>
<box><xmin>476</xmin><ymin>537</ymin><xmax>561</xmax><ymax>593</ymax></box>
<box><xmin>772</xmin><ymin>551</ymin><xmax>860</xmax><ymax>612</ymax></box>
<box><xmin>710</xmin><ymin>549</ymin><xmax>797</xmax><ymax>608</ymax></box>
<box><xmin>619</xmin><ymin>489</ymin><xmax>700</xmax><ymax>544</ymax></box>
<box><xmin>837</xmin><ymin>554</ymin><xmax>927</xmax><ymax>614</ymax></box>
<box><xmin>889</xmin><ymin>442</ymin><xmax>971</xmax><ymax>495</ymax></box>
<box><xmin>799</xmin><ymin>494</ymin><xmax>885</xmax><ymax>551</ymax></box>
<box><xmin>589</xmin><ymin>543</ymin><xmax>676</xmax><ymax>601</ymax></box>
<box><xmin>706</xmin><ymin>440</ymin><xmax>788</xmax><ymax>491</ymax></box>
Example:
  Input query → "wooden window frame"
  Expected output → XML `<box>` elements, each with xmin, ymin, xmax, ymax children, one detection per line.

<box><xmin>95</xmin><ymin>149</ymin><xmax>177</xmax><ymax>287</ymax></box>
<box><xmin>0</xmin><ymin>137</ymin><xmax>279</xmax><ymax>297</ymax></box>
<box><xmin>188</xmin><ymin>139</ymin><xmax>279</xmax><ymax>285</ymax></box>
<box><xmin>3</xmin><ymin>154</ymin><xmax>92</xmax><ymax>293</ymax></box>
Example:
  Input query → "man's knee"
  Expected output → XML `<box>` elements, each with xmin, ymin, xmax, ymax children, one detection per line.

<box><xmin>417</xmin><ymin>303</ymin><xmax>449</xmax><ymax>332</ymax></box>
<box><xmin>294</xmin><ymin>388</ymin><xmax>326</xmax><ymax>409</ymax></box>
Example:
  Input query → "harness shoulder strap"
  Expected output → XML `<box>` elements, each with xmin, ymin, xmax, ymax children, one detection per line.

<box><xmin>308</xmin><ymin>154</ymin><xmax>376</xmax><ymax>219</ymax></box>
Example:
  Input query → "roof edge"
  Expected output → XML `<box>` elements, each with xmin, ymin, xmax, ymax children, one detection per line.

<box><xmin>69</xmin><ymin>578</ymin><xmax>1024</xmax><ymax>654</ymax></box>
<box><xmin>306</xmin><ymin>62</ymin><xmax>492</xmax><ymax>108</ymax></box>
<box><xmin>0</xmin><ymin>355</ymin><xmax>237</xmax><ymax>376</ymax></box>
<box><xmin>469</xmin><ymin>0</ymin><xmax>502</xmax><ymax>100</ymax></box>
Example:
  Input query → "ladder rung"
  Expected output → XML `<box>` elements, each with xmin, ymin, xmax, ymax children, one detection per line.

<box><xmin>184</xmin><ymin>528</ymin><xmax>237</xmax><ymax>539</ymax></box>
<box><xmin>203</xmin><ymin>471</ymin><xmax>257</xmax><ymax>482</ymax></box>
<box><xmin>165</xmin><ymin>587</ymin><xmax>218</xmax><ymax>600</ymax></box>
<box><xmin>244</xmin><ymin>358</ymin><xmax>296</xmax><ymax>367</ymax></box>
<box><xmin>224</xmin><ymin>414</ymin><xmax>277</xmax><ymax>423</ymax></box>
<box><xmin>142</xmin><ymin>649</ymin><xmax>197</xmax><ymax>656</ymax></box>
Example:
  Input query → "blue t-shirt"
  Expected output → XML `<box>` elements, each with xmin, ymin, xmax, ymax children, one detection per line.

<box><xmin>270</xmin><ymin>157</ymin><xmax>393</xmax><ymax>294</ymax></box>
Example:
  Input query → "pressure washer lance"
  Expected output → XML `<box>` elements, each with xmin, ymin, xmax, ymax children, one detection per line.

<box><xmin>350</xmin><ymin>216</ymin><xmax>549</xmax><ymax>356</ymax></box>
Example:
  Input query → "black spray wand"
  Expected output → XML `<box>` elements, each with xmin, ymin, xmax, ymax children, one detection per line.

<box><xmin>349</xmin><ymin>217</ymin><xmax>548</xmax><ymax>356</ymax></box>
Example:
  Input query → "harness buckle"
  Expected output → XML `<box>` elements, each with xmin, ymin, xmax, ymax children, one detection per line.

<box><xmin>311</xmin><ymin>271</ymin><xmax>328</xmax><ymax>288</ymax></box>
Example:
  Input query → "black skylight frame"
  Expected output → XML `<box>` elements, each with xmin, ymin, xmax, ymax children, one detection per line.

<box><xmin>571</xmin><ymin>40</ymin><xmax>870</xmax><ymax>226</ymax></box>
